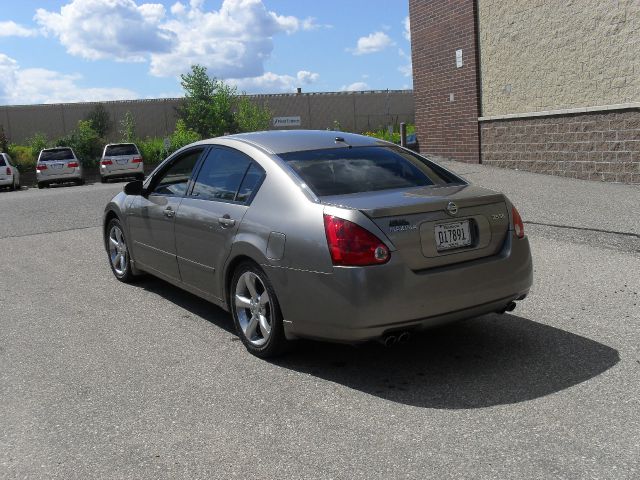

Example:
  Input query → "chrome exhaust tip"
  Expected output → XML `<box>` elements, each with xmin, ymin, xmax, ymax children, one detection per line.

<box><xmin>382</xmin><ymin>335</ymin><xmax>397</xmax><ymax>347</ymax></box>
<box><xmin>397</xmin><ymin>331</ymin><xmax>411</xmax><ymax>344</ymax></box>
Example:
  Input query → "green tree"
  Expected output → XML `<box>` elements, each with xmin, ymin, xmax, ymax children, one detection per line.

<box><xmin>119</xmin><ymin>111</ymin><xmax>136</xmax><ymax>143</ymax></box>
<box><xmin>86</xmin><ymin>103</ymin><xmax>112</xmax><ymax>138</ymax></box>
<box><xmin>235</xmin><ymin>96</ymin><xmax>271</xmax><ymax>133</ymax></box>
<box><xmin>170</xmin><ymin>119</ymin><xmax>201</xmax><ymax>152</ymax></box>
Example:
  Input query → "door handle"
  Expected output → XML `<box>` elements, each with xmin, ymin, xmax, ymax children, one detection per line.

<box><xmin>218</xmin><ymin>215</ymin><xmax>236</xmax><ymax>228</ymax></box>
<box><xmin>163</xmin><ymin>206</ymin><xmax>175</xmax><ymax>218</ymax></box>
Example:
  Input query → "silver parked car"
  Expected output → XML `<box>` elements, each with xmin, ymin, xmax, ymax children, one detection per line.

<box><xmin>36</xmin><ymin>147</ymin><xmax>84</xmax><ymax>188</ymax></box>
<box><xmin>103</xmin><ymin>130</ymin><xmax>533</xmax><ymax>357</ymax></box>
<box><xmin>0</xmin><ymin>153</ymin><xmax>20</xmax><ymax>190</ymax></box>
<box><xmin>100</xmin><ymin>143</ymin><xmax>144</xmax><ymax>183</ymax></box>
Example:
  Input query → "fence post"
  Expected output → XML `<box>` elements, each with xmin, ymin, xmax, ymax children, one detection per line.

<box><xmin>400</xmin><ymin>122</ymin><xmax>407</xmax><ymax>147</ymax></box>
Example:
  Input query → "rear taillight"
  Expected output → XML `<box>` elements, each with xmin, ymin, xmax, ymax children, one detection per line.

<box><xmin>512</xmin><ymin>206</ymin><xmax>525</xmax><ymax>239</ymax></box>
<box><xmin>68</xmin><ymin>162</ymin><xmax>79</xmax><ymax>168</ymax></box>
<box><xmin>323</xmin><ymin>214</ymin><xmax>390</xmax><ymax>266</ymax></box>
<box><xmin>101</xmin><ymin>160</ymin><xmax>113</xmax><ymax>165</ymax></box>
<box><xmin>36</xmin><ymin>164</ymin><xmax>47</xmax><ymax>171</ymax></box>
<box><xmin>132</xmin><ymin>157</ymin><xmax>143</xmax><ymax>163</ymax></box>
<box><xmin>5</xmin><ymin>167</ymin><xmax>10</xmax><ymax>175</ymax></box>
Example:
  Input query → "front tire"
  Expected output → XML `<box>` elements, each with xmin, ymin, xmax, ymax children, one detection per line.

<box><xmin>106</xmin><ymin>218</ymin><xmax>137</xmax><ymax>283</ymax></box>
<box><xmin>230</xmin><ymin>262</ymin><xmax>288</xmax><ymax>358</ymax></box>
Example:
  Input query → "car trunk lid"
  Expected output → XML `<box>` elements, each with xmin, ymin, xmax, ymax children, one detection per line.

<box><xmin>321</xmin><ymin>184</ymin><xmax>510</xmax><ymax>270</ymax></box>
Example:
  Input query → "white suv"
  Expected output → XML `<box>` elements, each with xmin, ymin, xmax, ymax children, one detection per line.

<box><xmin>36</xmin><ymin>147</ymin><xmax>84</xmax><ymax>188</ymax></box>
<box><xmin>99</xmin><ymin>143</ymin><xmax>144</xmax><ymax>183</ymax></box>
<box><xmin>0</xmin><ymin>153</ymin><xmax>20</xmax><ymax>191</ymax></box>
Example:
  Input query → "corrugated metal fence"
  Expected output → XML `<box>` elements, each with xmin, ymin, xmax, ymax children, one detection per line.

<box><xmin>0</xmin><ymin>90</ymin><xmax>414</xmax><ymax>144</ymax></box>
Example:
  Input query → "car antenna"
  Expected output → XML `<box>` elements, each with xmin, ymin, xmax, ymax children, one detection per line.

<box><xmin>335</xmin><ymin>136</ymin><xmax>352</xmax><ymax>148</ymax></box>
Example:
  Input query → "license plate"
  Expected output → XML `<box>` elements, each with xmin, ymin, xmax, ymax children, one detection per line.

<box><xmin>116</xmin><ymin>159</ymin><xmax>128</xmax><ymax>165</ymax></box>
<box><xmin>53</xmin><ymin>163</ymin><xmax>63</xmax><ymax>169</ymax></box>
<box><xmin>435</xmin><ymin>220</ymin><xmax>472</xmax><ymax>251</ymax></box>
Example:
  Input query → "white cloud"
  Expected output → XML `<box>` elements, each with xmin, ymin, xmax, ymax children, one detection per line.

<box><xmin>35</xmin><ymin>0</ymin><xmax>175</xmax><ymax>62</ymax></box>
<box><xmin>0</xmin><ymin>53</ymin><xmax>137</xmax><ymax>104</ymax></box>
<box><xmin>398</xmin><ymin>48</ymin><xmax>412</xmax><ymax>77</ymax></box>
<box><xmin>297</xmin><ymin>70</ymin><xmax>319</xmax><ymax>84</ymax></box>
<box><xmin>341</xmin><ymin>81</ymin><xmax>369</xmax><ymax>92</ymax></box>
<box><xmin>229</xmin><ymin>70</ymin><xmax>319</xmax><ymax>93</ymax></box>
<box><xmin>150</xmin><ymin>0</ymin><xmax>318</xmax><ymax>77</ymax></box>
<box><xmin>0</xmin><ymin>21</ymin><xmax>37</xmax><ymax>37</ymax></box>
<box><xmin>349</xmin><ymin>31</ymin><xmax>394</xmax><ymax>55</ymax></box>
<box><xmin>403</xmin><ymin>16</ymin><xmax>410</xmax><ymax>41</ymax></box>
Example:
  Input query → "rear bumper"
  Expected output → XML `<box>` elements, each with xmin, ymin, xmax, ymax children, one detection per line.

<box><xmin>266</xmin><ymin>234</ymin><xmax>533</xmax><ymax>342</ymax></box>
<box><xmin>0</xmin><ymin>176</ymin><xmax>13</xmax><ymax>186</ymax></box>
<box><xmin>100</xmin><ymin>163</ymin><xmax>143</xmax><ymax>178</ymax></box>
<box><xmin>37</xmin><ymin>171</ymin><xmax>82</xmax><ymax>182</ymax></box>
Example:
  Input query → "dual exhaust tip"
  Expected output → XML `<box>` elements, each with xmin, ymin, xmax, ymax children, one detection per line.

<box><xmin>498</xmin><ymin>301</ymin><xmax>517</xmax><ymax>314</ymax></box>
<box><xmin>380</xmin><ymin>331</ymin><xmax>411</xmax><ymax>347</ymax></box>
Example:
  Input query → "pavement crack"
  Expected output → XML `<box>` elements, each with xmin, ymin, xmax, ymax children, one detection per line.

<box><xmin>524</xmin><ymin>221</ymin><xmax>640</xmax><ymax>239</ymax></box>
<box><xmin>0</xmin><ymin>224</ymin><xmax>101</xmax><ymax>240</ymax></box>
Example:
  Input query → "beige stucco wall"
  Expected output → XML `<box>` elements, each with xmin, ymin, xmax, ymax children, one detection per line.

<box><xmin>478</xmin><ymin>0</ymin><xmax>640</xmax><ymax>117</ymax></box>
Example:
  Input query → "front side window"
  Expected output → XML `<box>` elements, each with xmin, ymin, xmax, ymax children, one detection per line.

<box><xmin>152</xmin><ymin>149</ymin><xmax>203</xmax><ymax>196</ymax></box>
<box><xmin>191</xmin><ymin>147</ymin><xmax>263</xmax><ymax>203</ymax></box>
<box><xmin>279</xmin><ymin>146</ymin><xmax>462</xmax><ymax>197</ymax></box>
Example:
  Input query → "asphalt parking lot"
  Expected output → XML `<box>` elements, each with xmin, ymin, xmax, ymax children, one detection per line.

<box><xmin>1</xmin><ymin>165</ymin><xmax>639</xmax><ymax>479</ymax></box>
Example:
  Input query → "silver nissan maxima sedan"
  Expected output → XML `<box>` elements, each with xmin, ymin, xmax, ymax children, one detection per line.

<box><xmin>103</xmin><ymin>130</ymin><xmax>533</xmax><ymax>357</ymax></box>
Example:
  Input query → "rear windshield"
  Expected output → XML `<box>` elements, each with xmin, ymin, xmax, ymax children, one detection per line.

<box><xmin>0</xmin><ymin>156</ymin><xmax>5</xmax><ymax>167</ymax></box>
<box><xmin>105</xmin><ymin>144</ymin><xmax>138</xmax><ymax>156</ymax></box>
<box><xmin>279</xmin><ymin>146</ymin><xmax>462</xmax><ymax>196</ymax></box>
<box><xmin>40</xmin><ymin>148</ymin><xmax>74</xmax><ymax>161</ymax></box>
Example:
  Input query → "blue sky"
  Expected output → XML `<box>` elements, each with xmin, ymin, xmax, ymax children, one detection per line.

<box><xmin>0</xmin><ymin>0</ymin><xmax>412</xmax><ymax>105</ymax></box>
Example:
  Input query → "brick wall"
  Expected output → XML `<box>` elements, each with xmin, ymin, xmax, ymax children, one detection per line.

<box><xmin>481</xmin><ymin>110</ymin><xmax>640</xmax><ymax>184</ymax></box>
<box><xmin>409</xmin><ymin>0</ymin><xmax>481</xmax><ymax>163</ymax></box>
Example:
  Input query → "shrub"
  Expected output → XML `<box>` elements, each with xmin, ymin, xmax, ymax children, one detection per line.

<box><xmin>8</xmin><ymin>144</ymin><xmax>35</xmax><ymax>172</ymax></box>
<box><xmin>362</xmin><ymin>123</ymin><xmax>415</xmax><ymax>144</ymax></box>
<box><xmin>55</xmin><ymin>120</ymin><xmax>101</xmax><ymax>167</ymax></box>
<box><xmin>236</xmin><ymin>96</ymin><xmax>271</xmax><ymax>133</ymax></box>
<box><xmin>137</xmin><ymin>137</ymin><xmax>166</xmax><ymax>166</ymax></box>
<box><xmin>28</xmin><ymin>132</ymin><xmax>48</xmax><ymax>159</ymax></box>
<box><xmin>0</xmin><ymin>125</ymin><xmax>8</xmax><ymax>153</ymax></box>
<box><xmin>86</xmin><ymin>103</ymin><xmax>112</xmax><ymax>138</ymax></box>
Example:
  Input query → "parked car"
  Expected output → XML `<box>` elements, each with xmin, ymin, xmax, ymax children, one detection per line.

<box><xmin>100</xmin><ymin>143</ymin><xmax>144</xmax><ymax>183</ymax></box>
<box><xmin>103</xmin><ymin>130</ymin><xmax>533</xmax><ymax>358</ymax></box>
<box><xmin>36</xmin><ymin>147</ymin><xmax>84</xmax><ymax>188</ymax></box>
<box><xmin>0</xmin><ymin>153</ymin><xmax>20</xmax><ymax>191</ymax></box>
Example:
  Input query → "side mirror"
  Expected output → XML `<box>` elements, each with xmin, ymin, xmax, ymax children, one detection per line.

<box><xmin>124</xmin><ymin>180</ymin><xmax>145</xmax><ymax>196</ymax></box>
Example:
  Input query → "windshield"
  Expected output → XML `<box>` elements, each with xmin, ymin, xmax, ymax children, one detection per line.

<box><xmin>105</xmin><ymin>144</ymin><xmax>138</xmax><ymax>156</ymax></box>
<box><xmin>279</xmin><ymin>146</ymin><xmax>462</xmax><ymax>196</ymax></box>
<box><xmin>40</xmin><ymin>148</ymin><xmax>74</xmax><ymax>161</ymax></box>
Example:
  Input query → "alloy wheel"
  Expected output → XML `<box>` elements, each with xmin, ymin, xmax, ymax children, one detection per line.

<box><xmin>108</xmin><ymin>225</ymin><xmax>128</xmax><ymax>277</ymax></box>
<box><xmin>234</xmin><ymin>271</ymin><xmax>272</xmax><ymax>347</ymax></box>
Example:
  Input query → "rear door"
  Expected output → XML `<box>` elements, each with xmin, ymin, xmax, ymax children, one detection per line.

<box><xmin>174</xmin><ymin>146</ymin><xmax>265</xmax><ymax>299</ymax></box>
<box><xmin>103</xmin><ymin>144</ymin><xmax>141</xmax><ymax>172</ymax></box>
<box><xmin>128</xmin><ymin>147</ymin><xmax>205</xmax><ymax>280</ymax></box>
<box><xmin>38</xmin><ymin>148</ymin><xmax>78</xmax><ymax>178</ymax></box>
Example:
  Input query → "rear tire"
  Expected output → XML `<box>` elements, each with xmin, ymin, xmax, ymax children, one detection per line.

<box><xmin>230</xmin><ymin>262</ymin><xmax>288</xmax><ymax>358</ymax></box>
<box><xmin>136</xmin><ymin>173</ymin><xmax>145</xmax><ymax>181</ymax></box>
<box><xmin>76</xmin><ymin>178</ymin><xmax>85</xmax><ymax>186</ymax></box>
<box><xmin>37</xmin><ymin>182</ymin><xmax>46</xmax><ymax>189</ymax></box>
<box><xmin>100</xmin><ymin>176</ymin><xmax>107</xmax><ymax>183</ymax></box>
<box><xmin>105</xmin><ymin>218</ymin><xmax>138</xmax><ymax>283</ymax></box>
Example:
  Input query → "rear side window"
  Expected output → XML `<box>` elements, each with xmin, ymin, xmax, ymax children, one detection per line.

<box><xmin>190</xmin><ymin>147</ymin><xmax>263</xmax><ymax>203</ymax></box>
<box><xmin>0</xmin><ymin>156</ymin><xmax>5</xmax><ymax>167</ymax></box>
<box><xmin>280</xmin><ymin>146</ymin><xmax>462</xmax><ymax>196</ymax></box>
<box><xmin>40</xmin><ymin>148</ymin><xmax>74</xmax><ymax>161</ymax></box>
<box><xmin>105</xmin><ymin>144</ymin><xmax>138</xmax><ymax>156</ymax></box>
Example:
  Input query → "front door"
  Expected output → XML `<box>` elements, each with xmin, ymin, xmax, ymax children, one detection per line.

<box><xmin>174</xmin><ymin>146</ymin><xmax>266</xmax><ymax>300</ymax></box>
<box><xmin>128</xmin><ymin>148</ymin><xmax>205</xmax><ymax>281</ymax></box>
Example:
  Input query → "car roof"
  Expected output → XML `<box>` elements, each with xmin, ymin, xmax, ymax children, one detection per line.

<box><xmin>209</xmin><ymin>130</ymin><xmax>388</xmax><ymax>154</ymax></box>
